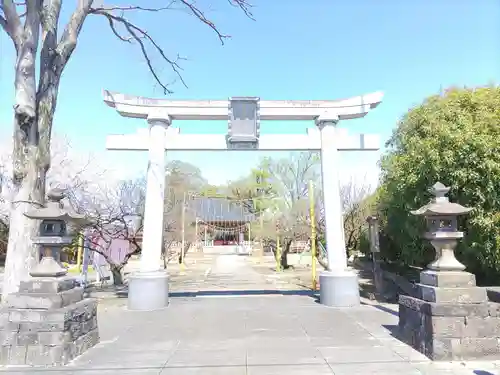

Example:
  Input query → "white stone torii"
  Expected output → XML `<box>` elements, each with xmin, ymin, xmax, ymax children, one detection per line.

<box><xmin>103</xmin><ymin>90</ymin><xmax>384</xmax><ymax>311</ymax></box>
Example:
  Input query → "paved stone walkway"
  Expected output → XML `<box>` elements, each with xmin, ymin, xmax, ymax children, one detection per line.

<box><xmin>2</xmin><ymin>255</ymin><xmax>500</xmax><ymax>374</ymax></box>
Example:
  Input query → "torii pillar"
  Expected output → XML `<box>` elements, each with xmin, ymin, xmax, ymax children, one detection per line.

<box><xmin>127</xmin><ymin>110</ymin><xmax>171</xmax><ymax>310</ymax></box>
<box><xmin>316</xmin><ymin>113</ymin><xmax>358</xmax><ymax>307</ymax></box>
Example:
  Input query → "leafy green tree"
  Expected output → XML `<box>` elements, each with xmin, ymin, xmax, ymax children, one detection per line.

<box><xmin>163</xmin><ymin>161</ymin><xmax>207</xmax><ymax>267</ymax></box>
<box><xmin>378</xmin><ymin>86</ymin><xmax>500</xmax><ymax>283</ymax></box>
<box><xmin>232</xmin><ymin>153</ymin><xmax>319</xmax><ymax>269</ymax></box>
<box><xmin>229</xmin><ymin>167</ymin><xmax>277</xmax><ymax>214</ymax></box>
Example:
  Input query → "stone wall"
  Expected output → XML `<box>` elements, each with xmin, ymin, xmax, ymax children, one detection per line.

<box><xmin>399</xmin><ymin>295</ymin><xmax>500</xmax><ymax>360</ymax></box>
<box><xmin>0</xmin><ymin>277</ymin><xmax>99</xmax><ymax>366</ymax></box>
<box><xmin>354</xmin><ymin>258</ymin><xmax>419</xmax><ymax>301</ymax></box>
<box><xmin>398</xmin><ymin>270</ymin><xmax>500</xmax><ymax>361</ymax></box>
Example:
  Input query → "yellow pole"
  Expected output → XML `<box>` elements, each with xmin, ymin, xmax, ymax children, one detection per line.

<box><xmin>77</xmin><ymin>232</ymin><xmax>84</xmax><ymax>272</ymax></box>
<box><xmin>309</xmin><ymin>180</ymin><xmax>317</xmax><ymax>291</ymax></box>
<box><xmin>276</xmin><ymin>235</ymin><xmax>281</xmax><ymax>272</ymax></box>
<box><xmin>195</xmin><ymin>218</ymin><xmax>199</xmax><ymax>251</ymax></box>
<box><xmin>180</xmin><ymin>191</ymin><xmax>186</xmax><ymax>273</ymax></box>
<box><xmin>248</xmin><ymin>222</ymin><xmax>251</xmax><ymax>246</ymax></box>
<box><xmin>259</xmin><ymin>214</ymin><xmax>264</xmax><ymax>262</ymax></box>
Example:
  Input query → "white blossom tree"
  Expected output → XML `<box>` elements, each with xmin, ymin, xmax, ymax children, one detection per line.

<box><xmin>70</xmin><ymin>177</ymin><xmax>146</xmax><ymax>286</ymax></box>
<box><xmin>0</xmin><ymin>133</ymin><xmax>107</xmax><ymax>292</ymax></box>
<box><xmin>0</xmin><ymin>0</ymin><xmax>253</xmax><ymax>296</ymax></box>
<box><xmin>315</xmin><ymin>176</ymin><xmax>373</xmax><ymax>269</ymax></box>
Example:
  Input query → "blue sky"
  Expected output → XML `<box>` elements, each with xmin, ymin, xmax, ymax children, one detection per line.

<box><xmin>0</xmin><ymin>0</ymin><xmax>499</xmax><ymax>187</ymax></box>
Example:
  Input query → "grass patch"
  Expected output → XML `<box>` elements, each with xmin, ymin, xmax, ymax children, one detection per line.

<box><xmin>65</xmin><ymin>265</ymin><xmax>96</xmax><ymax>275</ymax></box>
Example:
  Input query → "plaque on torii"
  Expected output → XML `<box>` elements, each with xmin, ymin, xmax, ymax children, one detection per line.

<box><xmin>226</xmin><ymin>96</ymin><xmax>260</xmax><ymax>150</ymax></box>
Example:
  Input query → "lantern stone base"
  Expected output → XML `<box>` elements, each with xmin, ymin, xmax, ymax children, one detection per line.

<box><xmin>127</xmin><ymin>270</ymin><xmax>169</xmax><ymax>311</ymax></box>
<box><xmin>0</xmin><ymin>277</ymin><xmax>99</xmax><ymax>366</ymax></box>
<box><xmin>398</xmin><ymin>270</ymin><xmax>500</xmax><ymax>361</ymax></box>
<box><xmin>319</xmin><ymin>270</ymin><xmax>360</xmax><ymax>307</ymax></box>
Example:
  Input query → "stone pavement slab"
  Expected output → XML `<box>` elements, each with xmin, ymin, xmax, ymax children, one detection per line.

<box><xmin>2</xmin><ymin>295</ymin><xmax>498</xmax><ymax>374</ymax></box>
<box><xmin>3</xmin><ymin>255</ymin><xmax>500</xmax><ymax>374</ymax></box>
<box><xmin>246</xmin><ymin>363</ymin><xmax>334</xmax><ymax>374</ymax></box>
<box><xmin>3</xmin><ymin>297</ymin><xmax>500</xmax><ymax>374</ymax></box>
<box><xmin>160</xmin><ymin>366</ymin><xmax>246</xmax><ymax>374</ymax></box>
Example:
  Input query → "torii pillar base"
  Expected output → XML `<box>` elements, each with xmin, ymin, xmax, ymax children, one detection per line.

<box><xmin>127</xmin><ymin>270</ymin><xmax>170</xmax><ymax>311</ymax></box>
<box><xmin>319</xmin><ymin>270</ymin><xmax>360</xmax><ymax>308</ymax></box>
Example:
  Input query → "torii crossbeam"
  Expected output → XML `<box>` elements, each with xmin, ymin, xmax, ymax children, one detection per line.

<box><xmin>106</xmin><ymin>127</ymin><xmax>379</xmax><ymax>152</ymax></box>
<box><xmin>103</xmin><ymin>90</ymin><xmax>384</xmax><ymax>311</ymax></box>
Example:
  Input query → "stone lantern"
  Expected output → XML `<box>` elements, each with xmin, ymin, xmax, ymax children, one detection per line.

<box><xmin>410</xmin><ymin>182</ymin><xmax>472</xmax><ymax>272</ymax></box>
<box><xmin>398</xmin><ymin>181</ymin><xmax>499</xmax><ymax>361</ymax></box>
<box><xmin>0</xmin><ymin>188</ymin><xmax>100</xmax><ymax>366</ymax></box>
<box><xmin>24</xmin><ymin>188</ymin><xmax>89</xmax><ymax>278</ymax></box>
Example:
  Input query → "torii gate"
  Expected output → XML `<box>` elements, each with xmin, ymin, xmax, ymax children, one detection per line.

<box><xmin>103</xmin><ymin>90</ymin><xmax>384</xmax><ymax>311</ymax></box>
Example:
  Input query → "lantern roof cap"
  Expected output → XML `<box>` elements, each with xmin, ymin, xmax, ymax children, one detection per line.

<box><xmin>24</xmin><ymin>187</ymin><xmax>89</xmax><ymax>224</ymax></box>
<box><xmin>411</xmin><ymin>182</ymin><xmax>472</xmax><ymax>217</ymax></box>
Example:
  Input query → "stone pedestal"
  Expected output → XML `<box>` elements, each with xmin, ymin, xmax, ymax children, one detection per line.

<box><xmin>127</xmin><ymin>270</ymin><xmax>169</xmax><ymax>311</ymax></box>
<box><xmin>319</xmin><ymin>270</ymin><xmax>360</xmax><ymax>308</ymax></box>
<box><xmin>0</xmin><ymin>277</ymin><xmax>99</xmax><ymax>366</ymax></box>
<box><xmin>398</xmin><ymin>270</ymin><xmax>500</xmax><ymax>361</ymax></box>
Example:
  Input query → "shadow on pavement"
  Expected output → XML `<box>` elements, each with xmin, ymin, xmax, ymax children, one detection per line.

<box><xmin>382</xmin><ymin>324</ymin><xmax>401</xmax><ymax>339</ymax></box>
<box><xmin>363</xmin><ymin>301</ymin><xmax>399</xmax><ymax>317</ymax></box>
<box><xmin>169</xmin><ymin>289</ymin><xmax>319</xmax><ymax>298</ymax></box>
<box><xmin>84</xmin><ymin>285</ymin><xmax>319</xmax><ymax>299</ymax></box>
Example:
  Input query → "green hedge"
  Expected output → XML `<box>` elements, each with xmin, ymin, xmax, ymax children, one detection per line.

<box><xmin>377</xmin><ymin>86</ymin><xmax>500</xmax><ymax>285</ymax></box>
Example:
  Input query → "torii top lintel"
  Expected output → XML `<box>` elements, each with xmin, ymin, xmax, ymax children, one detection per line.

<box><xmin>102</xmin><ymin>90</ymin><xmax>384</xmax><ymax>121</ymax></box>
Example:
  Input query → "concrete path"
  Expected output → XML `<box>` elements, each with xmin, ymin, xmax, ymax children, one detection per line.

<box><xmin>3</xmin><ymin>255</ymin><xmax>500</xmax><ymax>374</ymax></box>
<box><xmin>169</xmin><ymin>254</ymin><xmax>304</xmax><ymax>296</ymax></box>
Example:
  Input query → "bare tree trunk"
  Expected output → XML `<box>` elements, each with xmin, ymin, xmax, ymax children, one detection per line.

<box><xmin>316</xmin><ymin>239</ymin><xmax>329</xmax><ymax>270</ymax></box>
<box><xmin>162</xmin><ymin>240</ymin><xmax>174</xmax><ymax>269</ymax></box>
<box><xmin>2</xmin><ymin>0</ymin><xmax>62</xmax><ymax>298</ymax></box>
<box><xmin>178</xmin><ymin>242</ymin><xmax>191</xmax><ymax>264</ymax></box>
<box><xmin>1</xmin><ymin>0</ymin><xmax>40</xmax><ymax>297</ymax></box>
<box><xmin>162</xmin><ymin>252</ymin><xmax>167</xmax><ymax>269</ymax></box>
<box><xmin>318</xmin><ymin>256</ymin><xmax>328</xmax><ymax>270</ymax></box>
<box><xmin>110</xmin><ymin>265</ymin><xmax>124</xmax><ymax>286</ymax></box>
<box><xmin>280</xmin><ymin>239</ymin><xmax>292</xmax><ymax>270</ymax></box>
<box><xmin>3</xmin><ymin>167</ymin><xmax>43</xmax><ymax>296</ymax></box>
<box><xmin>3</xmin><ymin>82</ymin><xmax>60</xmax><ymax>296</ymax></box>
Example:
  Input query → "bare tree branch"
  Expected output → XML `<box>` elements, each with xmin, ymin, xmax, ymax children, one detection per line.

<box><xmin>91</xmin><ymin>4</ymin><xmax>175</xmax><ymax>13</ymax></box>
<box><xmin>0</xmin><ymin>0</ymin><xmax>22</xmax><ymax>47</ymax></box>
<box><xmin>103</xmin><ymin>16</ymin><xmax>131</xmax><ymax>42</ymax></box>
<box><xmin>179</xmin><ymin>0</ymin><xmax>254</xmax><ymax>44</ymax></box>
<box><xmin>179</xmin><ymin>0</ymin><xmax>228</xmax><ymax>44</ymax></box>
<box><xmin>56</xmin><ymin>0</ymin><xmax>93</xmax><ymax>66</ymax></box>
<box><xmin>0</xmin><ymin>15</ymin><xmax>8</xmax><ymax>33</ymax></box>
<box><xmin>88</xmin><ymin>0</ymin><xmax>253</xmax><ymax>94</ymax></box>
<box><xmin>90</xmin><ymin>8</ymin><xmax>187</xmax><ymax>94</ymax></box>
<box><xmin>39</xmin><ymin>0</ymin><xmax>63</xmax><ymax>75</ymax></box>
